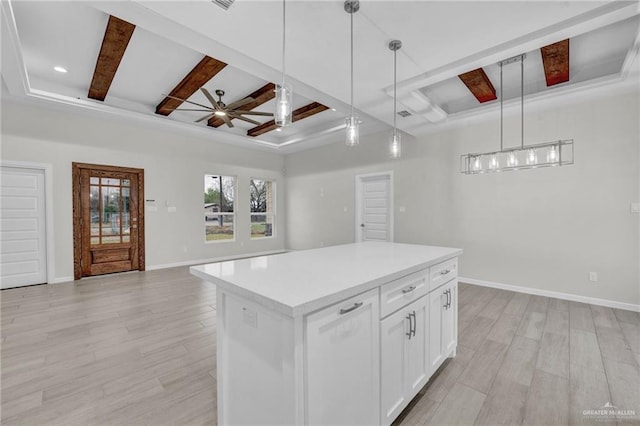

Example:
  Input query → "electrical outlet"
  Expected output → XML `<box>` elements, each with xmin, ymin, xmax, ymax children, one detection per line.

<box><xmin>632</xmin><ymin>203</ymin><xmax>640</xmax><ymax>213</ymax></box>
<box><xmin>589</xmin><ymin>272</ymin><xmax>598</xmax><ymax>282</ymax></box>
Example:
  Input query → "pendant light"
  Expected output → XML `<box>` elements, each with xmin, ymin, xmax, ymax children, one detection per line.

<box><xmin>460</xmin><ymin>54</ymin><xmax>574</xmax><ymax>174</ymax></box>
<box><xmin>344</xmin><ymin>0</ymin><xmax>360</xmax><ymax>147</ymax></box>
<box><xmin>275</xmin><ymin>0</ymin><xmax>292</xmax><ymax>127</ymax></box>
<box><xmin>389</xmin><ymin>40</ymin><xmax>402</xmax><ymax>159</ymax></box>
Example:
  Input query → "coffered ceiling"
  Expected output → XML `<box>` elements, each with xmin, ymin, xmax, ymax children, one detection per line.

<box><xmin>2</xmin><ymin>1</ymin><xmax>639</xmax><ymax>154</ymax></box>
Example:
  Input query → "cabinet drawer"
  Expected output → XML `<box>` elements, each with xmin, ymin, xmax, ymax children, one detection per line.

<box><xmin>429</xmin><ymin>258</ymin><xmax>458</xmax><ymax>291</ymax></box>
<box><xmin>380</xmin><ymin>269</ymin><xmax>428</xmax><ymax>318</ymax></box>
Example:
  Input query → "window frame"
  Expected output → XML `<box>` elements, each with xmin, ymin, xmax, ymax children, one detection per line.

<box><xmin>249</xmin><ymin>178</ymin><xmax>276</xmax><ymax>240</ymax></box>
<box><xmin>204</xmin><ymin>174</ymin><xmax>237</xmax><ymax>244</ymax></box>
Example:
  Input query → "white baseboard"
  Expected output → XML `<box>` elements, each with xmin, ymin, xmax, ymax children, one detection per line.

<box><xmin>459</xmin><ymin>276</ymin><xmax>640</xmax><ymax>313</ymax></box>
<box><xmin>49</xmin><ymin>276</ymin><xmax>74</xmax><ymax>284</ymax></box>
<box><xmin>146</xmin><ymin>249</ymin><xmax>289</xmax><ymax>271</ymax></box>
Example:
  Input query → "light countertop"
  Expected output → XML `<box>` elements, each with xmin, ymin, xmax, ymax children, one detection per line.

<box><xmin>190</xmin><ymin>242</ymin><xmax>462</xmax><ymax>317</ymax></box>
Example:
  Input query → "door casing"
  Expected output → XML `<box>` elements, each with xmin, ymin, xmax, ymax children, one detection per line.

<box><xmin>355</xmin><ymin>171</ymin><xmax>394</xmax><ymax>243</ymax></box>
<box><xmin>72</xmin><ymin>162</ymin><xmax>145</xmax><ymax>280</ymax></box>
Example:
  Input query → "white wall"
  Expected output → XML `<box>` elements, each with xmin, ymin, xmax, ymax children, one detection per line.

<box><xmin>1</xmin><ymin>100</ymin><xmax>286</xmax><ymax>282</ymax></box>
<box><xmin>285</xmin><ymin>90</ymin><xmax>640</xmax><ymax>307</ymax></box>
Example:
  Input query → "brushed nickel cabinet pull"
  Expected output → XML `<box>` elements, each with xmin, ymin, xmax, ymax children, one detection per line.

<box><xmin>339</xmin><ymin>302</ymin><xmax>363</xmax><ymax>315</ymax></box>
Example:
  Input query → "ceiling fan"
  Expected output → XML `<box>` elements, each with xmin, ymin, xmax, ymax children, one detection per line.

<box><xmin>165</xmin><ymin>88</ymin><xmax>272</xmax><ymax>128</ymax></box>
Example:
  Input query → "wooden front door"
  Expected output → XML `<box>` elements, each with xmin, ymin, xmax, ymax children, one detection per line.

<box><xmin>73</xmin><ymin>163</ymin><xmax>145</xmax><ymax>279</ymax></box>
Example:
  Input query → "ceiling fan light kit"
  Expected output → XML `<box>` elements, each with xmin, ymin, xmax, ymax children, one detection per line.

<box><xmin>345</xmin><ymin>0</ymin><xmax>360</xmax><ymax>147</ymax></box>
<box><xmin>389</xmin><ymin>39</ymin><xmax>402</xmax><ymax>159</ymax></box>
<box><xmin>275</xmin><ymin>0</ymin><xmax>293</xmax><ymax>127</ymax></box>
<box><xmin>460</xmin><ymin>54</ymin><xmax>574</xmax><ymax>174</ymax></box>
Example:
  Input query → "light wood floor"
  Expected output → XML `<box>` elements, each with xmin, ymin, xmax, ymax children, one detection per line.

<box><xmin>1</xmin><ymin>268</ymin><xmax>639</xmax><ymax>425</ymax></box>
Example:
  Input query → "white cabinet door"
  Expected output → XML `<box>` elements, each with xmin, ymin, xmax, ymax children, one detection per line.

<box><xmin>407</xmin><ymin>296</ymin><xmax>429</xmax><ymax>396</ymax></box>
<box><xmin>381</xmin><ymin>296</ymin><xmax>429</xmax><ymax>425</ymax></box>
<box><xmin>429</xmin><ymin>280</ymin><xmax>457</xmax><ymax>375</ymax></box>
<box><xmin>306</xmin><ymin>288</ymin><xmax>380</xmax><ymax>425</ymax></box>
<box><xmin>428</xmin><ymin>286</ymin><xmax>446</xmax><ymax>374</ymax></box>
<box><xmin>443</xmin><ymin>281</ymin><xmax>457</xmax><ymax>355</ymax></box>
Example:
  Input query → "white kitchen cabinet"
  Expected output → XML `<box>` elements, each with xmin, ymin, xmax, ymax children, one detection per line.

<box><xmin>380</xmin><ymin>295</ymin><xmax>429</xmax><ymax>425</ymax></box>
<box><xmin>429</xmin><ymin>279</ymin><xmax>457</xmax><ymax>375</ymax></box>
<box><xmin>306</xmin><ymin>288</ymin><xmax>380</xmax><ymax>425</ymax></box>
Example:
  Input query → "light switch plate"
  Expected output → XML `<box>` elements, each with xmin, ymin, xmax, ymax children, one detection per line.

<box><xmin>631</xmin><ymin>203</ymin><xmax>640</xmax><ymax>213</ymax></box>
<box><xmin>167</xmin><ymin>206</ymin><xmax>177</xmax><ymax>213</ymax></box>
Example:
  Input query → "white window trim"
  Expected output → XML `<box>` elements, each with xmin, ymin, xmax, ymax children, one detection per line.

<box><xmin>250</xmin><ymin>178</ymin><xmax>276</xmax><ymax>240</ymax></box>
<box><xmin>204</xmin><ymin>174</ymin><xmax>237</xmax><ymax>244</ymax></box>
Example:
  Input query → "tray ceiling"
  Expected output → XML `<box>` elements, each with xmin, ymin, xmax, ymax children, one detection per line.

<box><xmin>2</xmin><ymin>1</ymin><xmax>639</xmax><ymax>153</ymax></box>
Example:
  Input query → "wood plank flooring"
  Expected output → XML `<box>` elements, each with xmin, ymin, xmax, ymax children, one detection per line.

<box><xmin>1</xmin><ymin>270</ymin><xmax>639</xmax><ymax>425</ymax></box>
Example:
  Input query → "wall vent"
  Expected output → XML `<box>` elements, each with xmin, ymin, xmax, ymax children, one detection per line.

<box><xmin>397</xmin><ymin>110</ymin><xmax>412</xmax><ymax>117</ymax></box>
<box><xmin>212</xmin><ymin>0</ymin><xmax>235</xmax><ymax>10</ymax></box>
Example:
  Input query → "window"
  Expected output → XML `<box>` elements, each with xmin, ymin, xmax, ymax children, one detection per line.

<box><xmin>204</xmin><ymin>175</ymin><xmax>235</xmax><ymax>241</ymax></box>
<box><xmin>250</xmin><ymin>179</ymin><xmax>275</xmax><ymax>238</ymax></box>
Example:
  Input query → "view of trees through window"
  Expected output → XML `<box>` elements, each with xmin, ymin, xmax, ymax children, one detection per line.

<box><xmin>204</xmin><ymin>175</ymin><xmax>235</xmax><ymax>241</ymax></box>
<box><xmin>250</xmin><ymin>179</ymin><xmax>274</xmax><ymax>238</ymax></box>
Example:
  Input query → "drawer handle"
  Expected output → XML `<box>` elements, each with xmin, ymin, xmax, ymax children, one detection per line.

<box><xmin>339</xmin><ymin>302</ymin><xmax>363</xmax><ymax>315</ymax></box>
<box><xmin>440</xmin><ymin>269</ymin><xmax>451</xmax><ymax>275</ymax></box>
<box><xmin>402</xmin><ymin>285</ymin><xmax>417</xmax><ymax>294</ymax></box>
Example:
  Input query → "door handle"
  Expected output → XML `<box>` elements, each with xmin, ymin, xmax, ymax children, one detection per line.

<box><xmin>402</xmin><ymin>285</ymin><xmax>416</xmax><ymax>294</ymax></box>
<box><xmin>443</xmin><ymin>290</ymin><xmax>448</xmax><ymax>309</ymax></box>
<box><xmin>360</xmin><ymin>224</ymin><xmax>365</xmax><ymax>227</ymax></box>
<box><xmin>406</xmin><ymin>313</ymin><xmax>412</xmax><ymax>339</ymax></box>
<box><xmin>339</xmin><ymin>302</ymin><xmax>363</xmax><ymax>315</ymax></box>
<box><xmin>447</xmin><ymin>289</ymin><xmax>451</xmax><ymax>309</ymax></box>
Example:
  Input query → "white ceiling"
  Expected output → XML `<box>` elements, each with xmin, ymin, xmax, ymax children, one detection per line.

<box><xmin>2</xmin><ymin>1</ymin><xmax>639</xmax><ymax>154</ymax></box>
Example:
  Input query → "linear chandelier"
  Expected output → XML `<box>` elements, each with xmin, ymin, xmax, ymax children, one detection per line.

<box><xmin>460</xmin><ymin>54</ymin><xmax>574</xmax><ymax>174</ymax></box>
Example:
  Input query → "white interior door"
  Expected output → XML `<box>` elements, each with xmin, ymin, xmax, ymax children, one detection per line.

<box><xmin>356</xmin><ymin>173</ymin><xmax>393</xmax><ymax>242</ymax></box>
<box><xmin>1</xmin><ymin>166</ymin><xmax>47</xmax><ymax>288</ymax></box>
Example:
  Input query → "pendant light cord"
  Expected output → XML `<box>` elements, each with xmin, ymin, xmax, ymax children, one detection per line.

<box><xmin>281</xmin><ymin>0</ymin><xmax>286</xmax><ymax>86</ymax></box>
<box><xmin>350</xmin><ymin>10</ymin><xmax>354</xmax><ymax>116</ymax></box>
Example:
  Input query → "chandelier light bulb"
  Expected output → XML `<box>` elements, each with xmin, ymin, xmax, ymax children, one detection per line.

<box><xmin>547</xmin><ymin>144</ymin><xmax>558</xmax><ymax>163</ymax></box>
<box><xmin>490</xmin><ymin>154</ymin><xmax>499</xmax><ymax>169</ymax></box>
<box><xmin>507</xmin><ymin>152</ymin><xmax>518</xmax><ymax>167</ymax></box>
<box><xmin>526</xmin><ymin>148</ymin><xmax>537</xmax><ymax>165</ymax></box>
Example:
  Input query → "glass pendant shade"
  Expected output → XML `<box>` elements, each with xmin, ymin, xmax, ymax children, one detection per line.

<box><xmin>390</xmin><ymin>131</ymin><xmax>401</xmax><ymax>159</ymax></box>
<box><xmin>346</xmin><ymin>115</ymin><xmax>360</xmax><ymax>146</ymax></box>
<box><xmin>275</xmin><ymin>83</ymin><xmax>292</xmax><ymax>127</ymax></box>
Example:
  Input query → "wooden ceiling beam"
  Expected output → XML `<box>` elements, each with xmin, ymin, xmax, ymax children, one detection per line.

<box><xmin>541</xmin><ymin>39</ymin><xmax>570</xmax><ymax>87</ymax></box>
<box><xmin>208</xmin><ymin>82</ymin><xmax>276</xmax><ymax>128</ymax></box>
<box><xmin>458</xmin><ymin>68</ymin><xmax>496</xmax><ymax>103</ymax></box>
<box><xmin>88</xmin><ymin>16</ymin><xmax>136</xmax><ymax>101</ymax></box>
<box><xmin>155</xmin><ymin>56</ymin><xmax>227</xmax><ymax>116</ymax></box>
<box><xmin>247</xmin><ymin>102</ymin><xmax>329</xmax><ymax>137</ymax></box>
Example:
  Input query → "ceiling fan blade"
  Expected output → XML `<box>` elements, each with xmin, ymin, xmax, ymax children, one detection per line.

<box><xmin>228</xmin><ymin>113</ymin><xmax>261</xmax><ymax>126</ymax></box>
<box><xmin>163</xmin><ymin>94</ymin><xmax>214</xmax><ymax>111</ymax></box>
<box><xmin>224</xmin><ymin>97</ymin><xmax>254</xmax><ymax>110</ymax></box>
<box><xmin>167</xmin><ymin>108</ymin><xmax>212</xmax><ymax>112</ymax></box>
<box><xmin>195</xmin><ymin>112</ymin><xmax>216</xmax><ymax>123</ymax></box>
<box><xmin>231</xmin><ymin>110</ymin><xmax>273</xmax><ymax>116</ymax></box>
<box><xmin>201</xmin><ymin>88</ymin><xmax>224</xmax><ymax>111</ymax></box>
<box><xmin>221</xmin><ymin>114</ymin><xmax>235</xmax><ymax>128</ymax></box>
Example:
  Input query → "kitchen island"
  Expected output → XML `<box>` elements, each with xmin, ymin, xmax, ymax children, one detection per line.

<box><xmin>190</xmin><ymin>242</ymin><xmax>462</xmax><ymax>425</ymax></box>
